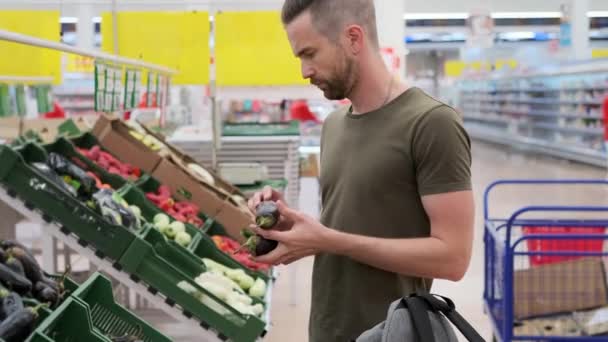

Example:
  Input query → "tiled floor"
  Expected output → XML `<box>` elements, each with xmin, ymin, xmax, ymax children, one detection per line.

<box><xmin>140</xmin><ymin>141</ymin><xmax>608</xmax><ymax>341</ymax></box>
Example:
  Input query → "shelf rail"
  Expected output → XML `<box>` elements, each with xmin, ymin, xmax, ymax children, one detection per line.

<box><xmin>0</xmin><ymin>29</ymin><xmax>177</xmax><ymax>75</ymax></box>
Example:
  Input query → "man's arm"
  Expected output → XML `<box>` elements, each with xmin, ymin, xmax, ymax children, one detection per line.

<box><xmin>252</xmin><ymin>190</ymin><xmax>474</xmax><ymax>282</ymax></box>
<box><xmin>321</xmin><ymin>190</ymin><xmax>474</xmax><ymax>281</ymax></box>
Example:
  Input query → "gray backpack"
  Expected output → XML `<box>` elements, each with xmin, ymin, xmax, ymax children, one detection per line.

<box><xmin>356</xmin><ymin>294</ymin><xmax>485</xmax><ymax>342</ymax></box>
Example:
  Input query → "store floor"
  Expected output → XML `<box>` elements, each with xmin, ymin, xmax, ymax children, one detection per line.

<box><xmin>140</xmin><ymin>141</ymin><xmax>607</xmax><ymax>341</ymax></box>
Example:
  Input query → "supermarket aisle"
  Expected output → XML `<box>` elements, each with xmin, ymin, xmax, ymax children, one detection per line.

<box><xmin>142</xmin><ymin>141</ymin><xmax>607</xmax><ymax>341</ymax></box>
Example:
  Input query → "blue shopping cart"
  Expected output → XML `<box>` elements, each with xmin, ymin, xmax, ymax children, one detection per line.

<box><xmin>483</xmin><ymin>179</ymin><xmax>608</xmax><ymax>341</ymax></box>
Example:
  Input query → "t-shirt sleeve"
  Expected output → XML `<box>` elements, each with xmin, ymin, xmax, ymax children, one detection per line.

<box><xmin>412</xmin><ymin>105</ymin><xmax>472</xmax><ymax>196</ymax></box>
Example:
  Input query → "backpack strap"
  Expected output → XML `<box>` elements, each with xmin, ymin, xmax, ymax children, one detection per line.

<box><xmin>402</xmin><ymin>296</ymin><xmax>436</xmax><ymax>342</ymax></box>
<box><xmin>417</xmin><ymin>294</ymin><xmax>486</xmax><ymax>342</ymax></box>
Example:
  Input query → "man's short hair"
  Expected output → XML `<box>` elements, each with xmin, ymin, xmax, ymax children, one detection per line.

<box><xmin>281</xmin><ymin>0</ymin><xmax>379</xmax><ymax>47</ymax></box>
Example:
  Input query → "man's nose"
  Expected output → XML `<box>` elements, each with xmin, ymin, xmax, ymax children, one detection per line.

<box><xmin>301</xmin><ymin>62</ymin><xmax>314</xmax><ymax>79</ymax></box>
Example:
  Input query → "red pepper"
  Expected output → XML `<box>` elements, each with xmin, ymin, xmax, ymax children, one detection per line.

<box><xmin>158</xmin><ymin>185</ymin><xmax>171</xmax><ymax>198</ymax></box>
<box><xmin>146</xmin><ymin>192</ymin><xmax>162</xmax><ymax>203</ymax></box>
<box><xmin>132</xmin><ymin>168</ymin><xmax>141</xmax><ymax>177</ymax></box>
<box><xmin>89</xmin><ymin>145</ymin><xmax>101</xmax><ymax>161</ymax></box>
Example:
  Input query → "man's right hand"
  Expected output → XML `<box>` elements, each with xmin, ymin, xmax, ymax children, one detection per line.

<box><xmin>248</xmin><ymin>186</ymin><xmax>293</xmax><ymax>231</ymax></box>
<box><xmin>248</xmin><ymin>186</ymin><xmax>285</xmax><ymax>210</ymax></box>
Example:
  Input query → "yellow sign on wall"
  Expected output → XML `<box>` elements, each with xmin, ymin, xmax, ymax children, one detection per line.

<box><xmin>592</xmin><ymin>49</ymin><xmax>608</xmax><ymax>59</ymax></box>
<box><xmin>102</xmin><ymin>11</ymin><xmax>209</xmax><ymax>85</ymax></box>
<box><xmin>215</xmin><ymin>11</ymin><xmax>306</xmax><ymax>86</ymax></box>
<box><xmin>0</xmin><ymin>11</ymin><xmax>61</xmax><ymax>84</ymax></box>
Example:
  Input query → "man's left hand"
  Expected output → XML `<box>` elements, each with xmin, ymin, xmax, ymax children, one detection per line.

<box><xmin>251</xmin><ymin>201</ymin><xmax>331</xmax><ymax>265</ymax></box>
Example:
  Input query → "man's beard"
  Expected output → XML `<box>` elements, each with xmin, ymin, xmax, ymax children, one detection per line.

<box><xmin>312</xmin><ymin>53</ymin><xmax>357</xmax><ymax>100</ymax></box>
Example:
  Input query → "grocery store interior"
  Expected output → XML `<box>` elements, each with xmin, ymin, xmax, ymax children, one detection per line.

<box><xmin>0</xmin><ymin>0</ymin><xmax>608</xmax><ymax>341</ymax></box>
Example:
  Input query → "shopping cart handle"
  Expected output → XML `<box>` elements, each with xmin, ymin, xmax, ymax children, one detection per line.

<box><xmin>483</xmin><ymin>179</ymin><xmax>608</xmax><ymax>220</ymax></box>
<box><xmin>504</xmin><ymin>205</ymin><xmax>608</xmax><ymax>248</ymax></box>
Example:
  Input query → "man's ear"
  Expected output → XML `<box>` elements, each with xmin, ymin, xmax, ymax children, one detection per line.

<box><xmin>345</xmin><ymin>25</ymin><xmax>365</xmax><ymax>55</ymax></box>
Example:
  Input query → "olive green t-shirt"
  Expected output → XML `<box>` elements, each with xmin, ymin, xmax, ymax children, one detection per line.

<box><xmin>310</xmin><ymin>87</ymin><xmax>472</xmax><ymax>342</ymax></box>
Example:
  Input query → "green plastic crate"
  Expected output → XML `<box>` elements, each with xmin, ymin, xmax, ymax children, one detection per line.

<box><xmin>71</xmin><ymin>272</ymin><xmax>171</xmax><ymax>342</ymax></box>
<box><xmin>27</xmin><ymin>297</ymin><xmax>109</xmax><ymax>342</ymax></box>
<box><xmin>120</xmin><ymin>183</ymin><xmax>269</xmax><ymax>282</ymax></box>
<box><xmin>118</xmin><ymin>183</ymin><xmax>202</xmax><ymax>248</ymax></box>
<box><xmin>190</xmin><ymin>223</ymin><xmax>270</xmax><ymax>283</ymax></box>
<box><xmin>118</xmin><ymin>226</ymin><xmax>267</xmax><ymax>342</ymax></box>
<box><xmin>222</xmin><ymin>121</ymin><xmax>300</xmax><ymax>136</ymax></box>
<box><xmin>0</xmin><ymin>143</ymin><xmax>137</xmax><ymax>261</ymax></box>
<box><xmin>42</xmin><ymin>137</ymin><xmax>127</xmax><ymax>191</ymax></box>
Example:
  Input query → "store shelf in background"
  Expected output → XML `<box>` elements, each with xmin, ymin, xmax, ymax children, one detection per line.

<box><xmin>465</xmin><ymin>124</ymin><xmax>607</xmax><ymax>167</ymax></box>
<box><xmin>530</xmin><ymin>122</ymin><xmax>604</xmax><ymax>136</ymax></box>
<box><xmin>461</xmin><ymin>106</ymin><xmax>604</xmax><ymax>120</ymax></box>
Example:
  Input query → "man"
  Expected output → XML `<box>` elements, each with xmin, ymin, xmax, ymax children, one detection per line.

<box><xmin>248</xmin><ymin>0</ymin><xmax>475</xmax><ymax>341</ymax></box>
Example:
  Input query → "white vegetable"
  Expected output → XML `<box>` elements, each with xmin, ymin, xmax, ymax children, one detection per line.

<box><xmin>227</xmin><ymin>297</ymin><xmax>255</xmax><ymax>316</ymax></box>
<box><xmin>251</xmin><ymin>303</ymin><xmax>265</xmax><ymax>316</ymax></box>
<box><xmin>197</xmin><ymin>281</ymin><xmax>231</xmax><ymax>301</ymax></box>
<box><xmin>196</xmin><ymin>272</ymin><xmax>243</xmax><ymax>294</ymax></box>
<box><xmin>169</xmin><ymin>220</ymin><xmax>186</xmax><ymax>234</ymax></box>
<box><xmin>154</xmin><ymin>213</ymin><xmax>170</xmax><ymax>229</ymax></box>
<box><xmin>175</xmin><ymin>231</ymin><xmax>192</xmax><ymax>247</ymax></box>
<box><xmin>188</xmin><ymin>163</ymin><xmax>215</xmax><ymax>186</ymax></box>
<box><xmin>227</xmin><ymin>291</ymin><xmax>253</xmax><ymax>306</ymax></box>
<box><xmin>249</xmin><ymin>278</ymin><xmax>267</xmax><ymax>298</ymax></box>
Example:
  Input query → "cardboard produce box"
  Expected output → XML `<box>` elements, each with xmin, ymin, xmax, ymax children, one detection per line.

<box><xmin>137</xmin><ymin>122</ymin><xmax>246</xmax><ymax>198</ymax></box>
<box><xmin>152</xmin><ymin>156</ymin><xmax>254</xmax><ymax>241</ymax></box>
<box><xmin>92</xmin><ymin>114</ymin><xmax>162</xmax><ymax>172</ymax></box>
<box><xmin>514</xmin><ymin>257</ymin><xmax>608</xmax><ymax>320</ymax></box>
<box><xmin>0</xmin><ymin>116</ymin><xmax>22</xmax><ymax>141</ymax></box>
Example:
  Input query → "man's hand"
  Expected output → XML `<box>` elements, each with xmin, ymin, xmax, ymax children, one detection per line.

<box><xmin>251</xmin><ymin>201</ymin><xmax>328</xmax><ymax>265</ymax></box>
<box><xmin>248</xmin><ymin>186</ymin><xmax>294</xmax><ymax>232</ymax></box>
<box><xmin>248</xmin><ymin>186</ymin><xmax>285</xmax><ymax>210</ymax></box>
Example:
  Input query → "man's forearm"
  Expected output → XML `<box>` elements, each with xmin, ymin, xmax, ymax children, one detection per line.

<box><xmin>320</xmin><ymin>229</ymin><xmax>469</xmax><ymax>281</ymax></box>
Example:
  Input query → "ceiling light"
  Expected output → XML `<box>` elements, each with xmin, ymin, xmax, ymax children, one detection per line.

<box><xmin>491</xmin><ymin>12</ymin><xmax>561</xmax><ymax>19</ymax></box>
<box><xmin>60</xmin><ymin>17</ymin><xmax>78</xmax><ymax>24</ymax></box>
<box><xmin>404</xmin><ymin>13</ymin><xmax>468</xmax><ymax>20</ymax></box>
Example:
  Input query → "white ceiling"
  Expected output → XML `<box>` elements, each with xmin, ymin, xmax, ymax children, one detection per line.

<box><xmin>0</xmin><ymin>0</ymin><xmax>606</xmax><ymax>13</ymax></box>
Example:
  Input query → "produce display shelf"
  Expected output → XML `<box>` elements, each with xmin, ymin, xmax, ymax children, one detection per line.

<box><xmin>0</xmin><ymin>143</ymin><xmax>136</xmax><ymax>261</ymax></box>
<box><xmin>0</xmin><ymin>186</ymin><xmax>267</xmax><ymax>342</ymax></box>
<box><xmin>29</xmin><ymin>272</ymin><xmax>171</xmax><ymax>342</ymax></box>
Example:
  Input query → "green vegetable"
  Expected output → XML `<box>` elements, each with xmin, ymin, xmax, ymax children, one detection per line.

<box><xmin>226</xmin><ymin>269</ymin><xmax>255</xmax><ymax>291</ymax></box>
<box><xmin>249</xmin><ymin>278</ymin><xmax>266</xmax><ymax>298</ymax></box>
<box><xmin>202</xmin><ymin>258</ymin><xmax>231</xmax><ymax>275</ymax></box>
<box><xmin>169</xmin><ymin>221</ymin><xmax>186</xmax><ymax>234</ymax></box>
<box><xmin>153</xmin><ymin>213</ymin><xmax>170</xmax><ymax>229</ymax></box>
<box><xmin>175</xmin><ymin>232</ymin><xmax>192</xmax><ymax>247</ymax></box>
<box><xmin>164</xmin><ymin>225</ymin><xmax>178</xmax><ymax>239</ymax></box>
<box><xmin>129</xmin><ymin>205</ymin><xmax>141</xmax><ymax>218</ymax></box>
